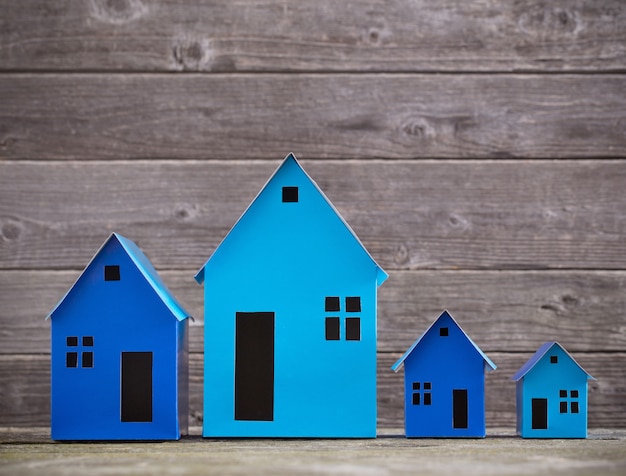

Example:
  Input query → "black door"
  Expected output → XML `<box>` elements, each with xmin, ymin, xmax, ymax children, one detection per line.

<box><xmin>453</xmin><ymin>389</ymin><xmax>468</xmax><ymax>429</ymax></box>
<box><xmin>532</xmin><ymin>398</ymin><xmax>548</xmax><ymax>429</ymax></box>
<box><xmin>235</xmin><ymin>312</ymin><xmax>275</xmax><ymax>421</ymax></box>
<box><xmin>121</xmin><ymin>352</ymin><xmax>153</xmax><ymax>422</ymax></box>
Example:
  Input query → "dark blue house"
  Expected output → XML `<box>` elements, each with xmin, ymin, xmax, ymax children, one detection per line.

<box><xmin>512</xmin><ymin>341</ymin><xmax>595</xmax><ymax>438</ymax></box>
<box><xmin>391</xmin><ymin>310</ymin><xmax>497</xmax><ymax>437</ymax></box>
<box><xmin>48</xmin><ymin>233</ymin><xmax>191</xmax><ymax>440</ymax></box>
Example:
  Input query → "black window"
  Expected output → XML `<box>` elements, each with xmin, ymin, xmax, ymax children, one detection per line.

<box><xmin>560</xmin><ymin>390</ymin><xmax>567</xmax><ymax>398</ymax></box>
<box><xmin>412</xmin><ymin>393</ymin><xmax>420</xmax><ymax>405</ymax></box>
<box><xmin>424</xmin><ymin>393</ymin><xmax>432</xmax><ymax>405</ymax></box>
<box><xmin>325</xmin><ymin>317</ymin><xmax>340</xmax><ymax>340</ymax></box>
<box><xmin>560</xmin><ymin>401</ymin><xmax>568</xmax><ymax>413</ymax></box>
<box><xmin>413</xmin><ymin>382</ymin><xmax>420</xmax><ymax>390</ymax></box>
<box><xmin>66</xmin><ymin>352</ymin><xmax>78</xmax><ymax>368</ymax></box>
<box><xmin>424</xmin><ymin>382</ymin><xmax>431</xmax><ymax>390</ymax></box>
<box><xmin>282</xmin><ymin>186</ymin><xmax>299</xmax><ymax>203</ymax></box>
<box><xmin>412</xmin><ymin>382</ymin><xmax>432</xmax><ymax>405</ymax></box>
<box><xmin>570</xmin><ymin>390</ymin><xmax>578</xmax><ymax>398</ymax></box>
<box><xmin>440</xmin><ymin>327</ymin><xmax>449</xmax><ymax>337</ymax></box>
<box><xmin>83</xmin><ymin>336</ymin><xmax>94</xmax><ymax>346</ymax></box>
<box><xmin>346</xmin><ymin>297</ymin><xmax>361</xmax><ymax>312</ymax></box>
<box><xmin>82</xmin><ymin>352</ymin><xmax>93</xmax><ymax>368</ymax></box>
<box><xmin>559</xmin><ymin>388</ymin><xmax>579</xmax><ymax>414</ymax></box>
<box><xmin>325</xmin><ymin>296</ymin><xmax>340</xmax><ymax>312</ymax></box>
<box><xmin>346</xmin><ymin>318</ymin><xmax>361</xmax><ymax>341</ymax></box>
<box><xmin>571</xmin><ymin>402</ymin><xmax>579</xmax><ymax>414</ymax></box>
<box><xmin>550</xmin><ymin>355</ymin><xmax>558</xmax><ymax>364</ymax></box>
<box><xmin>105</xmin><ymin>265</ymin><xmax>120</xmax><ymax>281</ymax></box>
<box><xmin>67</xmin><ymin>336</ymin><xmax>78</xmax><ymax>346</ymax></box>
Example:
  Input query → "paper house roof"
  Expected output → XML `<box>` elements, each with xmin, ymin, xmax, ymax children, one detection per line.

<box><xmin>511</xmin><ymin>341</ymin><xmax>595</xmax><ymax>381</ymax></box>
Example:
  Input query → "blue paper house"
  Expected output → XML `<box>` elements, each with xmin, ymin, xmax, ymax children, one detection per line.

<box><xmin>195</xmin><ymin>153</ymin><xmax>388</xmax><ymax>438</ymax></box>
<box><xmin>512</xmin><ymin>341</ymin><xmax>595</xmax><ymax>438</ymax></box>
<box><xmin>48</xmin><ymin>233</ymin><xmax>191</xmax><ymax>440</ymax></box>
<box><xmin>391</xmin><ymin>310</ymin><xmax>497</xmax><ymax>438</ymax></box>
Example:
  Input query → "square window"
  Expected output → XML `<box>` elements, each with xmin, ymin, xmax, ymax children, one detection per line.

<box><xmin>83</xmin><ymin>336</ymin><xmax>94</xmax><ymax>347</ymax></box>
<box><xmin>66</xmin><ymin>336</ymin><xmax>78</xmax><ymax>347</ymax></box>
<box><xmin>413</xmin><ymin>382</ymin><xmax>420</xmax><ymax>390</ymax></box>
<box><xmin>325</xmin><ymin>317</ymin><xmax>340</xmax><ymax>340</ymax></box>
<box><xmin>424</xmin><ymin>393</ymin><xmax>432</xmax><ymax>405</ymax></box>
<box><xmin>570</xmin><ymin>390</ymin><xmax>579</xmax><ymax>398</ymax></box>
<box><xmin>571</xmin><ymin>402</ymin><xmax>579</xmax><ymax>414</ymax></box>
<box><xmin>346</xmin><ymin>297</ymin><xmax>361</xmax><ymax>313</ymax></box>
<box><xmin>412</xmin><ymin>393</ymin><xmax>420</xmax><ymax>405</ymax></box>
<box><xmin>105</xmin><ymin>265</ymin><xmax>120</xmax><ymax>281</ymax></box>
<box><xmin>325</xmin><ymin>296</ymin><xmax>340</xmax><ymax>312</ymax></box>
<box><xmin>346</xmin><ymin>317</ymin><xmax>361</xmax><ymax>341</ymax></box>
<box><xmin>439</xmin><ymin>327</ymin><xmax>449</xmax><ymax>337</ymax></box>
<box><xmin>66</xmin><ymin>352</ymin><xmax>78</xmax><ymax>368</ymax></box>
<box><xmin>560</xmin><ymin>390</ymin><xmax>567</xmax><ymax>398</ymax></box>
<box><xmin>82</xmin><ymin>352</ymin><xmax>93</xmax><ymax>368</ymax></box>
<box><xmin>282</xmin><ymin>186</ymin><xmax>299</xmax><ymax>203</ymax></box>
<box><xmin>550</xmin><ymin>355</ymin><xmax>558</xmax><ymax>364</ymax></box>
<box><xmin>424</xmin><ymin>382</ymin><xmax>432</xmax><ymax>390</ymax></box>
<box><xmin>560</xmin><ymin>401</ymin><xmax>568</xmax><ymax>413</ymax></box>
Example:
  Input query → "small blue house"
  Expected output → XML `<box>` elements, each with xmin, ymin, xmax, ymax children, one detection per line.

<box><xmin>391</xmin><ymin>310</ymin><xmax>497</xmax><ymax>438</ymax></box>
<box><xmin>512</xmin><ymin>341</ymin><xmax>595</xmax><ymax>438</ymax></box>
<box><xmin>195</xmin><ymin>153</ymin><xmax>388</xmax><ymax>438</ymax></box>
<box><xmin>48</xmin><ymin>233</ymin><xmax>191</xmax><ymax>440</ymax></box>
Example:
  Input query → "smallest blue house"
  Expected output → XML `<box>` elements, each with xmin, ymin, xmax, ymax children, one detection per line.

<box><xmin>48</xmin><ymin>233</ymin><xmax>191</xmax><ymax>440</ymax></box>
<box><xmin>512</xmin><ymin>342</ymin><xmax>595</xmax><ymax>438</ymax></box>
<box><xmin>391</xmin><ymin>310</ymin><xmax>496</xmax><ymax>438</ymax></box>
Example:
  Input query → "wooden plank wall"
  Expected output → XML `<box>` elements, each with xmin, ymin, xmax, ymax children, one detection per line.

<box><xmin>0</xmin><ymin>0</ymin><xmax>625</xmax><ymax>430</ymax></box>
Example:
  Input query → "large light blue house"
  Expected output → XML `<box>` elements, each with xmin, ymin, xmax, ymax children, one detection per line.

<box><xmin>512</xmin><ymin>341</ymin><xmax>595</xmax><ymax>438</ymax></box>
<box><xmin>49</xmin><ymin>233</ymin><xmax>191</xmax><ymax>440</ymax></box>
<box><xmin>195</xmin><ymin>153</ymin><xmax>388</xmax><ymax>437</ymax></box>
<box><xmin>391</xmin><ymin>310</ymin><xmax>497</xmax><ymax>437</ymax></box>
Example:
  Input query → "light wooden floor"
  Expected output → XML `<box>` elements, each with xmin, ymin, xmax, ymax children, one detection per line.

<box><xmin>1</xmin><ymin>427</ymin><xmax>625</xmax><ymax>475</ymax></box>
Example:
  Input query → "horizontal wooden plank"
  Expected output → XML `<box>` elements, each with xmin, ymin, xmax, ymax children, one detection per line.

<box><xmin>0</xmin><ymin>352</ymin><xmax>622</xmax><ymax>428</ymax></box>
<box><xmin>1</xmin><ymin>75</ymin><xmax>625</xmax><ymax>160</ymax></box>
<box><xmin>0</xmin><ymin>1</ymin><xmax>624</xmax><ymax>72</ymax></box>
<box><xmin>1</xmin><ymin>160</ymin><xmax>625</xmax><ymax>271</ymax></box>
<box><xmin>3</xmin><ymin>270</ymin><xmax>625</xmax><ymax>355</ymax></box>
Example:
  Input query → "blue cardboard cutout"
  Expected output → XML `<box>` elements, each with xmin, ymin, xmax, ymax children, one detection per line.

<box><xmin>391</xmin><ymin>310</ymin><xmax>497</xmax><ymax>438</ymax></box>
<box><xmin>48</xmin><ymin>233</ymin><xmax>191</xmax><ymax>440</ymax></box>
<box><xmin>195</xmin><ymin>153</ymin><xmax>388</xmax><ymax>437</ymax></box>
<box><xmin>511</xmin><ymin>342</ymin><xmax>595</xmax><ymax>438</ymax></box>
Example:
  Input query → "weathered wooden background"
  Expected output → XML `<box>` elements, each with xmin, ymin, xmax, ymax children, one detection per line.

<box><xmin>0</xmin><ymin>0</ymin><xmax>625</xmax><ymax>430</ymax></box>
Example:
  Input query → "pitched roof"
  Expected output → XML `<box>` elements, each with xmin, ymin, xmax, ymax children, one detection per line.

<box><xmin>195</xmin><ymin>153</ymin><xmax>388</xmax><ymax>286</ymax></box>
<box><xmin>47</xmin><ymin>233</ymin><xmax>191</xmax><ymax>322</ymax></box>
<box><xmin>391</xmin><ymin>310</ymin><xmax>497</xmax><ymax>373</ymax></box>
<box><xmin>511</xmin><ymin>341</ymin><xmax>595</xmax><ymax>381</ymax></box>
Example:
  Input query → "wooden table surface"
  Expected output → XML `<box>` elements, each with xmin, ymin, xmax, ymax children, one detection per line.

<box><xmin>1</xmin><ymin>427</ymin><xmax>625</xmax><ymax>475</ymax></box>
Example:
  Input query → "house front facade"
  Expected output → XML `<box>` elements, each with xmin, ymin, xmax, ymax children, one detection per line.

<box><xmin>49</xmin><ymin>233</ymin><xmax>190</xmax><ymax>440</ymax></box>
<box><xmin>196</xmin><ymin>154</ymin><xmax>387</xmax><ymax>437</ymax></box>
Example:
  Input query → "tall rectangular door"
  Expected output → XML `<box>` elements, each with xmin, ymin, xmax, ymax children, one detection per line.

<box><xmin>235</xmin><ymin>312</ymin><xmax>275</xmax><ymax>421</ymax></box>
<box><xmin>121</xmin><ymin>352</ymin><xmax>153</xmax><ymax>422</ymax></box>
<box><xmin>453</xmin><ymin>389</ymin><xmax>468</xmax><ymax>429</ymax></box>
<box><xmin>532</xmin><ymin>398</ymin><xmax>548</xmax><ymax>430</ymax></box>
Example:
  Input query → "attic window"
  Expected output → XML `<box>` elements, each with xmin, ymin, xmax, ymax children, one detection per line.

<box><xmin>105</xmin><ymin>265</ymin><xmax>120</xmax><ymax>281</ymax></box>
<box><xmin>550</xmin><ymin>356</ymin><xmax>558</xmax><ymax>364</ymax></box>
<box><xmin>282</xmin><ymin>186</ymin><xmax>299</xmax><ymax>203</ymax></box>
<box><xmin>440</xmin><ymin>327</ymin><xmax>449</xmax><ymax>337</ymax></box>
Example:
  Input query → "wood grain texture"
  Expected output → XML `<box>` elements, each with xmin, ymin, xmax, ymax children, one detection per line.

<box><xmin>3</xmin><ymin>270</ymin><xmax>625</xmax><ymax>355</ymax></box>
<box><xmin>0</xmin><ymin>353</ymin><xmax>622</xmax><ymax>428</ymax></box>
<box><xmin>1</xmin><ymin>75</ymin><xmax>625</xmax><ymax>160</ymax></box>
<box><xmin>2</xmin><ymin>160</ymin><xmax>626</xmax><ymax>271</ymax></box>
<box><xmin>0</xmin><ymin>0</ymin><xmax>624</xmax><ymax>72</ymax></box>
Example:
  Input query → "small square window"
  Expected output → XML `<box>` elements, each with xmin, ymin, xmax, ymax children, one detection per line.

<box><xmin>560</xmin><ymin>390</ymin><xmax>567</xmax><ymax>398</ymax></box>
<box><xmin>83</xmin><ymin>336</ymin><xmax>94</xmax><ymax>347</ymax></box>
<box><xmin>412</xmin><ymin>393</ymin><xmax>421</xmax><ymax>405</ymax></box>
<box><xmin>424</xmin><ymin>382</ymin><xmax>432</xmax><ymax>390</ymax></box>
<box><xmin>82</xmin><ymin>352</ymin><xmax>93</xmax><ymax>368</ymax></box>
<box><xmin>439</xmin><ymin>327</ymin><xmax>449</xmax><ymax>337</ymax></box>
<box><xmin>282</xmin><ymin>186</ymin><xmax>299</xmax><ymax>203</ymax></box>
<box><xmin>570</xmin><ymin>390</ymin><xmax>578</xmax><ymax>398</ymax></box>
<box><xmin>413</xmin><ymin>382</ymin><xmax>420</xmax><ymax>390</ymax></box>
<box><xmin>424</xmin><ymin>393</ymin><xmax>432</xmax><ymax>405</ymax></box>
<box><xmin>66</xmin><ymin>352</ymin><xmax>78</xmax><ymax>368</ymax></box>
<box><xmin>105</xmin><ymin>265</ymin><xmax>120</xmax><ymax>281</ymax></box>
<box><xmin>571</xmin><ymin>402</ymin><xmax>579</xmax><ymax>414</ymax></box>
<box><xmin>550</xmin><ymin>356</ymin><xmax>558</xmax><ymax>364</ymax></box>
<box><xmin>346</xmin><ymin>317</ymin><xmax>361</xmax><ymax>341</ymax></box>
<box><xmin>560</xmin><ymin>401</ymin><xmax>568</xmax><ymax>413</ymax></box>
<box><xmin>325</xmin><ymin>317</ymin><xmax>340</xmax><ymax>340</ymax></box>
<box><xmin>346</xmin><ymin>297</ymin><xmax>361</xmax><ymax>313</ymax></box>
<box><xmin>325</xmin><ymin>296</ymin><xmax>340</xmax><ymax>312</ymax></box>
<box><xmin>66</xmin><ymin>336</ymin><xmax>78</xmax><ymax>346</ymax></box>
